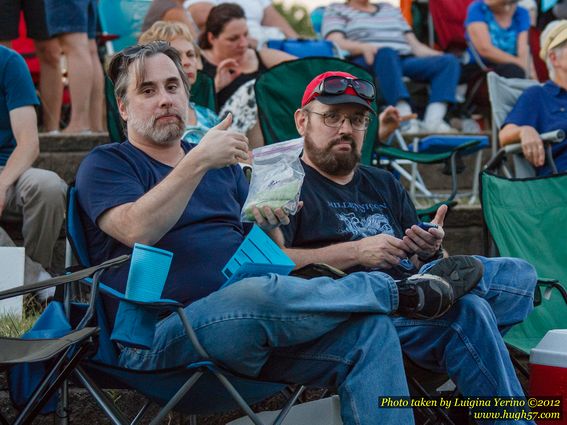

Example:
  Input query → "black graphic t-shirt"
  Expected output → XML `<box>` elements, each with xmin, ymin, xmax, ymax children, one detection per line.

<box><xmin>281</xmin><ymin>161</ymin><xmax>419</xmax><ymax>277</ymax></box>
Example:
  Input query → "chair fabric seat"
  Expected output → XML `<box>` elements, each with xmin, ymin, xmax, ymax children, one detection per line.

<box><xmin>0</xmin><ymin>327</ymin><xmax>97</xmax><ymax>364</ymax></box>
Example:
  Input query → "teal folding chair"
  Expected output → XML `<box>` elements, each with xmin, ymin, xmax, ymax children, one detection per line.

<box><xmin>481</xmin><ymin>169</ymin><xmax>567</xmax><ymax>387</ymax></box>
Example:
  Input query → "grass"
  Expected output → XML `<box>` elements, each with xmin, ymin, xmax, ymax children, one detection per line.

<box><xmin>0</xmin><ymin>295</ymin><xmax>43</xmax><ymax>337</ymax></box>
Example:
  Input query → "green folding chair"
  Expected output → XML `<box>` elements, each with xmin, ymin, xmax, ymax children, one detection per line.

<box><xmin>105</xmin><ymin>71</ymin><xmax>216</xmax><ymax>143</ymax></box>
<box><xmin>481</xmin><ymin>170</ymin><xmax>567</xmax><ymax>384</ymax></box>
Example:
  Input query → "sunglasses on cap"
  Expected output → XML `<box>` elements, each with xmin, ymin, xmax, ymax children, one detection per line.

<box><xmin>314</xmin><ymin>76</ymin><xmax>376</xmax><ymax>101</ymax></box>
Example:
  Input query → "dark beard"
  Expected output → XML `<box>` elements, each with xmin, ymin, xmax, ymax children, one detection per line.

<box><xmin>303</xmin><ymin>133</ymin><xmax>360</xmax><ymax>176</ymax></box>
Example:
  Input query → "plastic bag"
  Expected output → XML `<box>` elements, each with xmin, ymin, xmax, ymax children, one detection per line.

<box><xmin>241</xmin><ymin>138</ymin><xmax>305</xmax><ymax>222</ymax></box>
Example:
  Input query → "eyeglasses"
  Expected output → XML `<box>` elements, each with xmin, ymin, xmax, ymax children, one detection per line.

<box><xmin>314</xmin><ymin>76</ymin><xmax>376</xmax><ymax>101</ymax></box>
<box><xmin>304</xmin><ymin>109</ymin><xmax>371</xmax><ymax>131</ymax></box>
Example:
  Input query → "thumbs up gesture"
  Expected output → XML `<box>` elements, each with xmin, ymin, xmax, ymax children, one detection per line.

<box><xmin>192</xmin><ymin>113</ymin><xmax>250</xmax><ymax>170</ymax></box>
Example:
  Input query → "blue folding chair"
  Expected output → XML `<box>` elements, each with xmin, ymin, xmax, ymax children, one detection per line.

<box><xmin>63</xmin><ymin>186</ymin><xmax>305</xmax><ymax>425</ymax></box>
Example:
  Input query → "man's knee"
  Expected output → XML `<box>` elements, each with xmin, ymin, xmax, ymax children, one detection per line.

<box><xmin>35</xmin><ymin>39</ymin><xmax>61</xmax><ymax>67</ymax></box>
<box><xmin>19</xmin><ymin>169</ymin><xmax>67</xmax><ymax>208</ymax></box>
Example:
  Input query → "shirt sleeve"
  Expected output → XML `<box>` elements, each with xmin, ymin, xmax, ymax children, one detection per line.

<box><xmin>501</xmin><ymin>86</ymin><xmax>540</xmax><ymax>129</ymax></box>
<box><xmin>4</xmin><ymin>53</ymin><xmax>39</xmax><ymax>111</ymax></box>
<box><xmin>322</xmin><ymin>3</ymin><xmax>347</xmax><ymax>38</ymax></box>
<box><xmin>465</xmin><ymin>1</ymin><xmax>485</xmax><ymax>27</ymax></box>
<box><xmin>516</xmin><ymin>6</ymin><xmax>531</xmax><ymax>32</ymax></box>
<box><xmin>75</xmin><ymin>148</ymin><xmax>148</xmax><ymax>225</ymax></box>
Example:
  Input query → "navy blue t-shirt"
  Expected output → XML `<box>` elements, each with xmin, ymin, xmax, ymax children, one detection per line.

<box><xmin>75</xmin><ymin>141</ymin><xmax>250</xmax><ymax>323</ymax></box>
<box><xmin>281</xmin><ymin>161</ymin><xmax>419</xmax><ymax>278</ymax></box>
<box><xmin>503</xmin><ymin>81</ymin><xmax>567</xmax><ymax>175</ymax></box>
<box><xmin>0</xmin><ymin>46</ymin><xmax>39</xmax><ymax>166</ymax></box>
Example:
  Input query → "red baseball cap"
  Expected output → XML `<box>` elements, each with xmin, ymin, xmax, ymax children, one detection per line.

<box><xmin>301</xmin><ymin>71</ymin><xmax>375</xmax><ymax>112</ymax></box>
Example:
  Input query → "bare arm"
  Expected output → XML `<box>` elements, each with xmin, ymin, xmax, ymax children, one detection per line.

<box><xmin>326</xmin><ymin>32</ymin><xmax>378</xmax><ymax>63</ymax></box>
<box><xmin>499</xmin><ymin>123</ymin><xmax>545</xmax><ymax>166</ymax></box>
<box><xmin>515</xmin><ymin>31</ymin><xmax>532</xmax><ymax>75</ymax></box>
<box><xmin>0</xmin><ymin>106</ymin><xmax>40</xmax><ymax>215</ymax></box>
<box><xmin>262</xmin><ymin>5</ymin><xmax>299</xmax><ymax>38</ymax></box>
<box><xmin>188</xmin><ymin>2</ymin><xmax>213</xmax><ymax>32</ymax></box>
<box><xmin>467</xmin><ymin>22</ymin><xmax>523</xmax><ymax>66</ymax></box>
<box><xmin>405</xmin><ymin>32</ymin><xmax>442</xmax><ymax>57</ymax></box>
<box><xmin>258</xmin><ymin>47</ymin><xmax>296</xmax><ymax>68</ymax></box>
<box><xmin>163</xmin><ymin>7</ymin><xmax>199</xmax><ymax>39</ymax></box>
<box><xmin>97</xmin><ymin>116</ymin><xmax>249</xmax><ymax>247</ymax></box>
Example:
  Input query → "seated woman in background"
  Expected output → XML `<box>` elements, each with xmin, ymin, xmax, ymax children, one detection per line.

<box><xmin>139</xmin><ymin>21</ymin><xmax>219</xmax><ymax>144</ymax></box>
<box><xmin>465</xmin><ymin>0</ymin><xmax>533</xmax><ymax>78</ymax></box>
<box><xmin>142</xmin><ymin>0</ymin><xmax>199</xmax><ymax>37</ymax></box>
<box><xmin>322</xmin><ymin>0</ymin><xmax>461</xmax><ymax>133</ymax></box>
<box><xmin>186</xmin><ymin>0</ymin><xmax>299</xmax><ymax>47</ymax></box>
<box><xmin>199</xmin><ymin>3</ymin><xmax>295</xmax><ymax>147</ymax></box>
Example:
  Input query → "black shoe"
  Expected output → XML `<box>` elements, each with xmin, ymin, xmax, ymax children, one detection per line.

<box><xmin>426</xmin><ymin>255</ymin><xmax>483</xmax><ymax>300</ymax></box>
<box><xmin>396</xmin><ymin>274</ymin><xmax>454</xmax><ymax>320</ymax></box>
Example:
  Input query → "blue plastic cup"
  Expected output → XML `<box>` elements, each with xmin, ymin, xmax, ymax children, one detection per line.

<box><xmin>125</xmin><ymin>243</ymin><xmax>173</xmax><ymax>301</ymax></box>
<box><xmin>111</xmin><ymin>244</ymin><xmax>174</xmax><ymax>349</ymax></box>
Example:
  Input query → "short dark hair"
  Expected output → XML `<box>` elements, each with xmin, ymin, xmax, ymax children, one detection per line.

<box><xmin>198</xmin><ymin>3</ymin><xmax>246</xmax><ymax>49</ymax></box>
<box><xmin>108</xmin><ymin>40</ymin><xmax>191</xmax><ymax>106</ymax></box>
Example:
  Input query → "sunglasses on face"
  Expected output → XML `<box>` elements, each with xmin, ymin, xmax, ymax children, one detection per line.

<box><xmin>314</xmin><ymin>76</ymin><xmax>376</xmax><ymax>101</ymax></box>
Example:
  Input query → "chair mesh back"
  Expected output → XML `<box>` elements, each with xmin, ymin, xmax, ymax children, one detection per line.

<box><xmin>482</xmin><ymin>171</ymin><xmax>567</xmax><ymax>287</ymax></box>
<box><xmin>487</xmin><ymin>72</ymin><xmax>539</xmax><ymax>129</ymax></box>
<box><xmin>255</xmin><ymin>57</ymin><xmax>378</xmax><ymax>165</ymax></box>
<box><xmin>482</xmin><ymin>171</ymin><xmax>567</xmax><ymax>353</ymax></box>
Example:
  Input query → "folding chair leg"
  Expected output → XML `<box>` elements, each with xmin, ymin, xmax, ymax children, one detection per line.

<box><xmin>74</xmin><ymin>366</ymin><xmax>129</xmax><ymax>425</ymax></box>
<box><xmin>131</xmin><ymin>400</ymin><xmax>152</xmax><ymax>425</ymax></box>
<box><xmin>409</xmin><ymin>376</ymin><xmax>456</xmax><ymax>425</ymax></box>
<box><xmin>13</xmin><ymin>342</ymin><xmax>92</xmax><ymax>425</ymax></box>
<box><xmin>148</xmin><ymin>371</ymin><xmax>204</xmax><ymax>425</ymax></box>
<box><xmin>271</xmin><ymin>385</ymin><xmax>305</xmax><ymax>425</ymax></box>
<box><xmin>469</xmin><ymin>150</ymin><xmax>484</xmax><ymax>204</ymax></box>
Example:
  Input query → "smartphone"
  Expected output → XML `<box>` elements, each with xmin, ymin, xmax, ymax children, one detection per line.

<box><xmin>417</xmin><ymin>222</ymin><xmax>439</xmax><ymax>231</ymax></box>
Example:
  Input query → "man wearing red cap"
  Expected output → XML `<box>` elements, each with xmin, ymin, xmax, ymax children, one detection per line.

<box><xmin>266</xmin><ymin>71</ymin><xmax>537</xmax><ymax>425</ymax></box>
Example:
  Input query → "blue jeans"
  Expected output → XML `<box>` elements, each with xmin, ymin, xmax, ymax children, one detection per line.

<box><xmin>352</xmin><ymin>48</ymin><xmax>461</xmax><ymax>106</ymax></box>
<box><xmin>119</xmin><ymin>257</ymin><xmax>536</xmax><ymax>425</ymax></box>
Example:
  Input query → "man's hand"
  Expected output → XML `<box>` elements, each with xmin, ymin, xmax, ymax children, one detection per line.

<box><xmin>215</xmin><ymin>58</ymin><xmax>241</xmax><ymax>91</ymax></box>
<box><xmin>362</xmin><ymin>44</ymin><xmax>379</xmax><ymax>66</ymax></box>
<box><xmin>252</xmin><ymin>202</ymin><xmax>303</xmax><ymax>231</ymax></box>
<box><xmin>519</xmin><ymin>126</ymin><xmax>545</xmax><ymax>167</ymax></box>
<box><xmin>403</xmin><ymin>204</ymin><xmax>447</xmax><ymax>261</ymax></box>
<box><xmin>355</xmin><ymin>233</ymin><xmax>411</xmax><ymax>269</ymax></box>
<box><xmin>191</xmin><ymin>114</ymin><xmax>249</xmax><ymax>169</ymax></box>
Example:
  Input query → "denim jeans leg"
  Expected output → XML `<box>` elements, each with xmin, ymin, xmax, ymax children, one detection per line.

<box><xmin>119</xmin><ymin>272</ymin><xmax>399</xmax><ymax>366</ymax></box>
<box><xmin>351</xmin><ymin>48</ymin><xmax>410</xmax><ymax>105</ymax></box>
<box><xmin>260</xmin><ymin>314</ymin><xmax>413</xmax><ymax>425</ymax></box>
<box><xmin>394</xmin><ymin>295</ymin><xmax>534</xmax><ymax>425</ymax></box>
<box><xmin>401</xmin><ymin>54</ymin><xmax>461</xmax><ymax>104</ymax></box>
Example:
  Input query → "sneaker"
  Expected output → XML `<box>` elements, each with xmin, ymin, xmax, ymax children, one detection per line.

<box><xmin>426</xmin><ymin>255</ymin><xmax>483</xmax><ymax>300</ymax></box>
<box><xmin>422</xmin><ymin>120</ymin><xmax>458</xmax><ymax>134</ymax></box>
<box><xmin>401</xmin><ymin>118</ymin><xmax>422</xmax><ymax>134</ymax></box>
<box><xmin>396</xmin><ymin>274</ymin><xmax>454</xmax><ymax>319</ymax></box>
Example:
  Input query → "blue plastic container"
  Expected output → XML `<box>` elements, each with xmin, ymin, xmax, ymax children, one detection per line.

<box><xmin>125</xmin><ymin>243</ymin><xmax>173</xmax><ymax>301</ymax></box>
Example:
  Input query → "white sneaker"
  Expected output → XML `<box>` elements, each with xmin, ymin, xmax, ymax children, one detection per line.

<box><xmin>401</xmin><ymin>118</ymin><xmax>422</xmax><ymax>134</ymax></box>
<box><xmin>422</xmin><ymin>120</ymin><xmax>458</xmax><ymax>134</ymax></box>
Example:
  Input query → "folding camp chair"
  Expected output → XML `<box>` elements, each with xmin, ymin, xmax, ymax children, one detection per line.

<box><xmin>61</xmin><ymin>186</ymin><xmax>305</xmax><ymax>425</ymax></box>
<box><xmin>486</xmin><ymin>71</ymin><xmax>564</xmax><ymax>177</ymax></box>
<box><xmin>105</xmin><ymin>70</ymin><xmax>216</xmax><ymax>143</ymax></box>
<box><xmin>480</xmin><ymin>168</ymin><xmax>567</xmax><ymax>390</ymax></box>
<box><xmin>0</xmin><ymin>256</ymin><xmax>130</xmax><ymax>425</ymax></box>
<box><xmin>98</xmin><ymin>0</ymin><xmax>152</xmax><ymax>54</ymax></box>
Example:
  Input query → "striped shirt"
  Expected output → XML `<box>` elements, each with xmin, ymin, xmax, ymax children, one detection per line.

<box><xmin>322</xmin><ymin>3</ymin><xmax>413</xmax><ymax>56</ymax></box>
